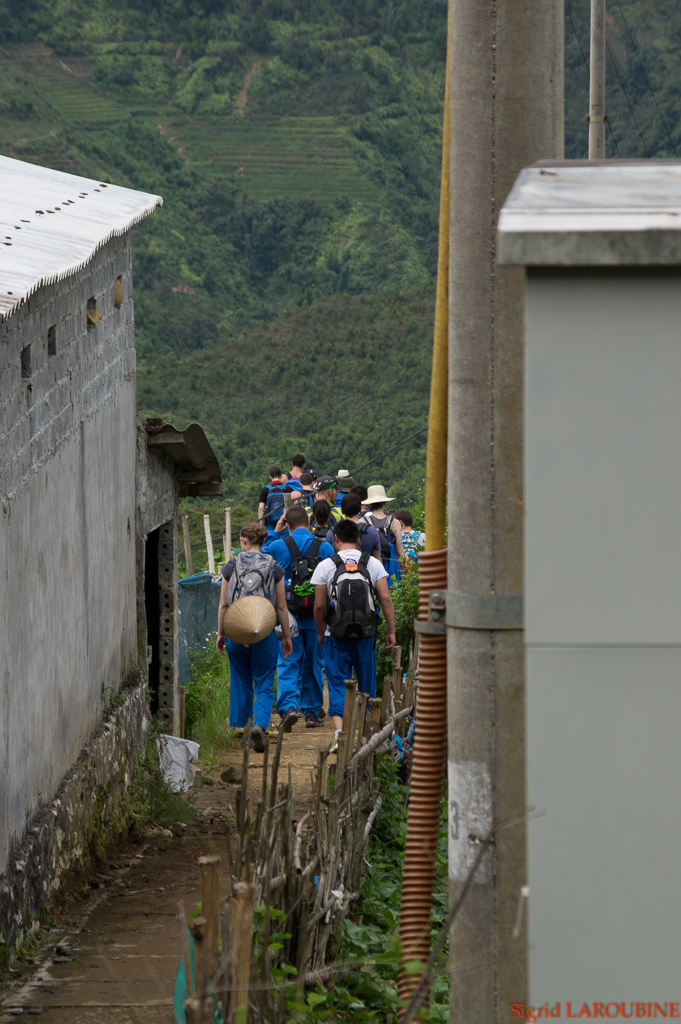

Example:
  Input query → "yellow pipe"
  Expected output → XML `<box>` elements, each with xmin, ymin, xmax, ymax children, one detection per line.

<box><xmin>425</xmin><ymin>56</ymin><xmax>449</xmax><ymax>551</ymax></box>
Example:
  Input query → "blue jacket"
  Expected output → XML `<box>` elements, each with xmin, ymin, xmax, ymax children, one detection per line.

<box><xmin>267</xmin><ymin>528</ymin><xmax>335</xmax><ymax>630</ymax></box>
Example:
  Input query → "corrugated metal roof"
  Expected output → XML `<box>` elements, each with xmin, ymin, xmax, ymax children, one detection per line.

<box><xmin>145</xmin><ymin>418</ymin><xmax>223</xmax><ymax>498</ymax></box>
<box><xmin>0</xmin><ymin>154</ymin><xmax>162</xmax><ymax>321</ymax></box>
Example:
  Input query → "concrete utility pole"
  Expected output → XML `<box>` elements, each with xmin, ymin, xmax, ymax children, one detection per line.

<box><xmin>447</xmin><ymin>1</ymin><xmax>563</xmax><ymax>1021</ymax></box>
<box><xmin>589</xmin><ymin>0</ymin><xmax>606</xmax><ymax>158</ymax></box>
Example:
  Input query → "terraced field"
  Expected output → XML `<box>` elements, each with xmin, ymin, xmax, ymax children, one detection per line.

<box><xmin>0</xmin><ymin>46</ymin><xmax>379</xmax><ymax>204</ymax></box>
<box><xmin>0</xmin><ymin>45</ymin><xmax>123</xmax><ymax>126</ymax></box>
<box><xmin>156</xmin><ymin>114</ymin><xmax>380</xmax><ymax>201</ymax></box>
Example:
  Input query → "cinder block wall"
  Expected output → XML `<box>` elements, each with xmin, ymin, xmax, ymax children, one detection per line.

<box><xmin>0</xmin><ymin>235</ymin><xmax>139</xmax><ymax>878</ymax></box>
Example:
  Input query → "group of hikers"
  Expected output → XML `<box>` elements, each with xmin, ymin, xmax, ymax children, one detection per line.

<box><xmin>216</xmin><ymin>455</ymin><xmax>426</xmax><ymax>751</ymax></box>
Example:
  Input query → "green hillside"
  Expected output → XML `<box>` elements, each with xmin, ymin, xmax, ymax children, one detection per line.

<box><xmin>138</xmin><ymin>285</ymin><xmax>434</xmax><ymax>506</ymax></box>
<box><xmin>1</xmin><ymin>0</ymin><xmax>680</xmax><ymax>511</ymax></box>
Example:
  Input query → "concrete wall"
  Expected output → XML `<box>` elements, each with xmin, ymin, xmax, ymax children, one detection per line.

<box><xmin>0</xmin><ymin>236</ymin><xmax>138</xmax><ymax>878</ymax></box>
<box><xmin>525</xmin><ymin>271</ymin><xmax>681</xmax><ymax>998</ymax></box>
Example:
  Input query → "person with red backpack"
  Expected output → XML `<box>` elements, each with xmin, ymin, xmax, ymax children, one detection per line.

<box><xmin>267</xmin><ymin>505</ymin><xmax>335</xmax><ymax>730</ymax></box>
<box><xmin>312</xmin><ymin>519</ymin><xmax>396</xmax><ymax>736</ymax></box>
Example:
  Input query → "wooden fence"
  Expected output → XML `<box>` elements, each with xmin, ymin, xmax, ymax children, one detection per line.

<box><xmin>179</xmin><ymin>643</ymin><xmax>417</xmax><ymax>1024</ymax></box>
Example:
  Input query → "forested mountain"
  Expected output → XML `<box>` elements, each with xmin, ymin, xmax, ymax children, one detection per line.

<box><xmin>0</xmin><ymin>0</ymin><xmax>679</xmax><ymax>508</ymax></box>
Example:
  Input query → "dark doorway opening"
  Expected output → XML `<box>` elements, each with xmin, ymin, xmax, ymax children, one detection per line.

<box><xmin>145</xmin><ymin>528</ymin><xmax>160</xmax><ymax>715</ymax></box>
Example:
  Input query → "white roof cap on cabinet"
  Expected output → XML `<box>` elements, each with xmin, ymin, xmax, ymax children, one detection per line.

<box><xmin>498</xmin><ymin>160</ymin><xmax>681</xmax><ymax>266</ymax></box>
<box><xmin>0</xmin><ymin>154</ymin><xmax>162</xmax><ymax>321</ymax></box>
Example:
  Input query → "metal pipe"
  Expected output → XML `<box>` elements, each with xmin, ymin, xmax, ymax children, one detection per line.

<box><xmin>589</xmin><ymin>0</ymin><xmax>606</xmax><ymax>159</ymax></box>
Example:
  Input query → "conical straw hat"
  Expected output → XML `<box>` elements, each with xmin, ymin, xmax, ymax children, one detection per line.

<box><xmin>222</xmin><ymin>595</ymin><xmax>277</xmax><ymax>645</ymax></box>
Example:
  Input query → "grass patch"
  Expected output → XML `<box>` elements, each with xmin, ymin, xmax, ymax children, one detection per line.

<box><xmin>186</xmin><ymin>640</ymin><xmax>235</xmax><ymax>771</ymax></box>
<box><xmin>126</xmin><ymin>725</ymin><xmax>197</xmax><ymax>836</ymax></box>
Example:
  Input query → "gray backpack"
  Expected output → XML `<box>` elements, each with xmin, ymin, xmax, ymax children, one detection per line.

<box><xmin>225</xmin><ymin>552</ymin><xmax>276</xmax><ymax>607</ymax></box>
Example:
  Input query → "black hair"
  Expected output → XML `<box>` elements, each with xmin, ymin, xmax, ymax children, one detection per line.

<box><xmin>312</xmin><ymin>499</ymin><xmax>332</xmax><ymax>527</ymax></box>
<box><xmin>285</xmin><ymin>505</ymin><xmax>309</xmax><ymax>529</ymax></box>
<box><xmin>291</xmin><ymin>453</ymin><xmax>306</xmax><ymax>468</ymax></box>
<box><xmin>300</xmin><ymin>472</ymin><xmax>313</xmax><ymax>486</ymax></box>
<box><xmin>395</xmin><ymin>509</ymin><xmax>414</xmax><ymax>527</ymax></box>
<box><xmin>340</xmin><ymin>493</ymin><xmax>361</xmax><ymax>517</ymax></box>
<box><xmin>350</xmin><ymin>485</ymin><xmax>368</xmax><ymax>501</ymax></box>
<box><xmin>269</xmin><ymin>465</ymin><xmax>282</xmax><ymax>479</ymax></box>
<box><xmin>334</xmin><ymin>518</ymin><xmax>360</xmax><ymax>545</ymax></box>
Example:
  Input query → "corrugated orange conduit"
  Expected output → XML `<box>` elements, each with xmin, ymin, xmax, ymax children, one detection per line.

<box><xmin>397</xmin><ymin>549</ymin><xmax>448</xmax><ymax>1003</ymax></box>
<box><xmin>397</xmin><ymin>24</ymin><xmax>449</xmax><ymax>1014</ymax></box>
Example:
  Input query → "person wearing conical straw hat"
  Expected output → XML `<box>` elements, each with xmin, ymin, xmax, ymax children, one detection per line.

<box><xmin>361</xmin><ymin>484</ymin><xmax>405</xmax><ymax>581</ymax></box>
<box><xmin>216</xmin><ymin>521</ymin><xmax>292</xmax><ymax>752</ymax></box>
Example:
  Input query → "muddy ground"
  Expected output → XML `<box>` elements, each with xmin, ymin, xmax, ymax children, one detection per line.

<box><xmin>0</xmin><ymin>714</ymin><xmax>336</xmax><ymax>1023</ymax></box>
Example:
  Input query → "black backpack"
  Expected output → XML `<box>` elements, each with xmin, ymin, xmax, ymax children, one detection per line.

<box><xmin>326</xmin><ymin>553</ymin><xmax>379</xmax><ymax>641</ymax></box>
<box><xmin>284</xmin><ymin>536</ymin><xmax>324</xmax><ymax>618</ymax></box>
<box><xmin>312</xmin><ymin>525</ymin><xmax>330</xmax><ymax>542</ymax></box>
<box><xmin>363</xmin><ymin>513</ymin><xmax>394</xmax><ymax>567</ymax></box>
<box><xmin>264</xmin><ymin>483</ymin><xmax>286</xmax><ymax>527</ymax></box>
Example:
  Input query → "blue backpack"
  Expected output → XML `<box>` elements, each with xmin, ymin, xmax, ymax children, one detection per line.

<box><xmin>264</xmin><ymin>482</ymin><xmax>287</xmax><ymax>527</ymax></box>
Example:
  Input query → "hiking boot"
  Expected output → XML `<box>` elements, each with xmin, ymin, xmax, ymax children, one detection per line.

<box><xmin>251</xmin><ymin>725</ymin><xmax>266</xmax><ymax>753</ymax></box>
<box><xmin>304</xmin><ymin>713</ymin><xmax>324</xmax><ymax>728</ymax></box>
<box><xmin>279</xmin><ymin>709</ymin><xmax>299</xmax><ymax>733</ymax></box>
<box><xmin>317</xmin><ymin>707</ymin><xmax>326</xmax><ymax>720</ymax></box>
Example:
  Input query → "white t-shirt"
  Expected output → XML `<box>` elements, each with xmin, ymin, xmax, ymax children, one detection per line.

<box><xmin>311</xmin><ymin>548</ymin><xmax>388</xmax><ymax>635</ymax></box>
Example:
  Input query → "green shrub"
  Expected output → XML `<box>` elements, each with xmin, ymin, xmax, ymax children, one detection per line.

<box><xmin>186</xmin><ymin>639</ymin><xmax>235</xmax><ymax>768</ymax></box>
<box><xmin>377</xmin><ymin>559</ymin><xmax>420</xmax><ymax>683</ymax></box>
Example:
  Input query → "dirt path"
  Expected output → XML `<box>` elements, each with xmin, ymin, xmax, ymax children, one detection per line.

<box><xmin>235</xmin><ymin>61</ymin><xmax>261</xmax><ymax>114</ymax></box>
<box><xmin>0</xmin><ymin>715</ymin><xmax>335</xmax><ymax>1023</ymax></box>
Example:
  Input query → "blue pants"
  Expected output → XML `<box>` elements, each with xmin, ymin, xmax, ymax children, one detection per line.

<box><xmin>227</xmin><ymin>632</ymin><xmax>278</xmax><ymax>730</ymax></box>
<box><xmin>276</xmin><ymin>627</ymin><xmax>324</xmax><ymax>717</ymax></box>
<box><xmin>386</xmin><ymin>545</ymin><xmax>402</xmax><ymax>588</ymax></box>
<box><xmin>324</xmin><ymin>635</ymin><xmax>376</xmax><ymax>718</ymax></box>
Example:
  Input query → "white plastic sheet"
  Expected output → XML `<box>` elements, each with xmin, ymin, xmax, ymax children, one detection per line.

<box><xmin>157</xmin><ymin>734</ymin><xmax>200</xmax><ymax>793</ymax></box>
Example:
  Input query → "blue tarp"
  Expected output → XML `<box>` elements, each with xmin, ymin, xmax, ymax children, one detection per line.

<box><xmin>178</xmin><ymin>572</ymin><xmax>222</xmax><ymax>683</ymax></box>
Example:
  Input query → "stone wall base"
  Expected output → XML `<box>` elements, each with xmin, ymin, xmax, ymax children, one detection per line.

<box><xmin>0</xmin><ymin>679</ymin><xmax>148</xmax><ymax>965</ymax></box>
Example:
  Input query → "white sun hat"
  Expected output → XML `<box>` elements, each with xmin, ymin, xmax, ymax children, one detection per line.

<box><xmin>337</xmin><ymin>469</ymin><xmax>350</xmax><ymax>479</ymax></box>
<box><xmin>365</xmin><ymin>484</ymin><xmax>394</xmax><ymax>505</ymax></box>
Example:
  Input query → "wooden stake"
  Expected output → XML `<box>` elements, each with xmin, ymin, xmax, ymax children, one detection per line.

<box><xmin>380</xmin><ymin>675</ymin><xmax>392</xmax><ymax>728</ymax></box>
<box><xmin>198</xmin><ymin>855</ymin><xmax>221</xmax><ymax>981</ymax></box>
<box><xmin>189</xmin><ymin>916</ymin><xmax>207</xmax><ymax>1002</ymax></box>
<box><xmin>182</xmin><ymin>515</ymin><xmax>193</xmax><ymax>577</ymax></box>
<box><xmin>179</xmin><ymin>685</ymin><xmax>186</xmax><ymax>739</ymax></box>
<box><xmin>203</xmin><ymin>514</ymin><xmax>215</xmax><ymax>575</ymax></box>
<box><xmin>220</xmin><ymin>900</ymin><xmax>232</xmax><ymax>1021</ymax></box>
<box><xmin>391</xmin><ymin>646</ymin><xmax>402</xmax><ymax>710</ymax></box>
<box><xmin>355</xmin><ymin>692</ymin><xmax>369</xmax><ymax>752</ymax></box>
<box><xmin>177</xmin><ymin>900</ymin><xmax>194</xmax><ymax>998</ymax></box>
<box><xmin>232</xmin><ymin>882</ymin><xmax>256</xmax><ymax>1015</ymax></box>
<box><xmin>184</xmin><ymin>995</ymin><xmax>212</xmax><ymax>1024</ymax></box>
<box><xmin>342</xmin><ymin>679</ymin><xmax>357</xmax><ymax>766</ymax></box>
<box><xmin>224</xmin><ymin>507</ymin><xmax>232</xmax><ymax>563</ymax></box>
